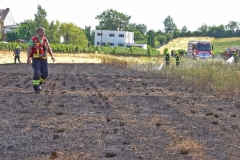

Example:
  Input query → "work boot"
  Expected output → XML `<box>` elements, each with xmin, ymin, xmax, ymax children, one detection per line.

<box><xmin>35</xmin><ymin>90</ymin><xmax>40</xmax><ymax>95</ymax></box>
<box><xmin>39</xmin><ymin>82</ymin><xmax>42</xmax><ymax>90</ymax></box>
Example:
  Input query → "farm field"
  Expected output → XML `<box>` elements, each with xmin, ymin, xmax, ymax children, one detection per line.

<box><xmin>1</xmin><ymin>52</ymin><xmax>240</xmax><ymax>159</ymax></box>
<box><xmin>158</xmin><ymin>37</ymin><xmax>240</xmax><ymax>53</ymax></box>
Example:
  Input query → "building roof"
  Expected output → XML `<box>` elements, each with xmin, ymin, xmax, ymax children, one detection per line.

<box><xmin>12</xmin><ymin>39</ymin><xmax>29</xmax><ymax>44</ymax></box>
<box><xmin>0</xmin><ymin>8</ymin><xmax>10</xmax><ymax>22</ymax></box>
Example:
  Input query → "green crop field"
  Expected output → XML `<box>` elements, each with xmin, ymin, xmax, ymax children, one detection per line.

<box><xmin>211</xmin><ymin>37</ymin><xmax>240</xmax><ymax>51</ymax></box>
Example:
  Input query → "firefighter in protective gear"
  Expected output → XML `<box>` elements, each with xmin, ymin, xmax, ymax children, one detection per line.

<box><xmin>27</xmin><ymin>27</ymin><xmax>55</xmax><ymax>94</ymax></box>
<box><xmin>13</xmin><ymin>46</ymin><xmax>21</xmax><ymax>63</ymax></box>
<box><xmin>175</xmin><ymin>51</ymin><xmax>181</xmax><ymax>66</ymax></box>
<box><xmin>164</xmin><ymin>51</ymin><xmax>170</xmax><ymax>66</ymax></box>
<box><xmin>211</xmin><ymin>51</ymin><xmax>215</xmax><ymax>59</ymax></box>
<box><xmin>233</xmin><ymin>52</ymin><xmax>239</xmax><ymax>64</ymax></box>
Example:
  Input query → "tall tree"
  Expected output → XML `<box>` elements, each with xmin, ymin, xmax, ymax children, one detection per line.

<box><xmin>34</xmin><ymin>5</ymin><xmax>49</xmax><ymax>30</ymax></box>
<box><xmin>173</xmin><ymin>28</ymin><xmax>180</xmax><ymax>38</ymax></box>
<box><xmin>135</xmin><ymin>24</ymin><xmax>147</xmax><ymax>35</ymax></box>
<box><xmin>180</xmin><ymin>25</ymin><xmax>188</xmax><ymax>35</ymax></box>
<box><xmin>225</xmin><ymin>21</ymin><xmax>239</xmax><ymax>33</ymax></box>
<box><xmin>17</xmin><ymin>5</ymin><xmax>49</xmax><ymax>40</ymax></box>
<box><xmin>207</xmin><ymin>25</ymin><xmax>225</xmax><ymax>37</ymax></box>
<box><xmin>6</xmin><ymin>31</ymin><xmax>18</xmax><ymax>41</ymax></box>
<box><xmin>163</xmin><ymin>15</ymin><xmax>177</xmax><ymax>33</ymax></box>
<box><xmin>17</xmin><ymin>19</ymin><xmax>36</xmax><ymax>40</ymax></box>
<box><xmin>60</xmin><ymin>22</ymin><xmax>88</xmax><ymax>46</ymax></box>
<box><xmin>147</xmin><ymin>30</ymin><xmax>155</xmax><ymax>48</ymax></box>
<box><xmin>198</xmin><ymin>24</ymin><xmax>209</xmax><ymax>36</ymax></box>
<box><xmin>127</xmin><ymin>23</ymin><xmax>146</xmax><ymax>41</ymax></box>
<box><xmin>47</xmin><ymin>20</ymin><xmax>61</xmax><ymax>44</ymax></box>
<box><xmin>155</xmin><ymin>29</ymin><xmax>166</xmax><ymax>46</ymax></box>
<box><xmin>84</xmin><ymin>26</ymin><xmax>95</xmax><ymax>46</ymax></box>
<box><xmin>156</xmin><ymin>34</ymin><xmax>166</xmax><ymax>46</ymax></box>
<box><xmin>95</xmin><ymin>9</ymin><xmax>131</xmax><ymax>30</ymax></box>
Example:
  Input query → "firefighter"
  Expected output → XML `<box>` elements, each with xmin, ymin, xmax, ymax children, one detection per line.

<box><xmin>13</xmin><ymin>46</ymin><xmax>21</xmax><ymax>63</ymax></box>
<box><xmin>171</xmin><ymin>50</ymin><xmax>174</xmax><ymax>57</ymax></box>
<box><xmin>175</xmin><ymin>51</ymin><xmax>181</xmax><ymax>66</ymax></box>
<box><xmin>164</xmin><ymin>51</ymin><xmax>170</xmax><ymax>66</ymax></box>
<box><xmin>27</xmin><ymin>27</ymin><xmax>55</xmax><ymax>94</ymax></box>
<box><xmin>233</xmin><ymin>52</ymin><xmax>239</xmax><ymax>64</ymax></box>
<box><xmin>211</xmin><ymin>51</ymin><xmax>215</xmax><ymax>59</ymax></box>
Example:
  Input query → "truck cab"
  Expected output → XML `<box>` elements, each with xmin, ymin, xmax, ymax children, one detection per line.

<box><xmin>187</xmin><ymin>41</ymin><xmax>213</xmax><ymax>59</ymax></box>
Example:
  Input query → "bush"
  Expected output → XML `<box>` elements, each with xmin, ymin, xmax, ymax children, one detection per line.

<box><xmin>0</xmin><ymin>42</ymin><xmax>160</xmax><ymax>57</ymax></box>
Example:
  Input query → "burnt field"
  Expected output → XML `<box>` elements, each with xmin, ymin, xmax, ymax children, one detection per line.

<box><xmin>0</xmin><ymin>63</ymin><xmax>240</xmax><ymax>160</ymax></box>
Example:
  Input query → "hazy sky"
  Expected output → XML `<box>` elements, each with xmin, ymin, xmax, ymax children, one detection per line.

<box><xmin>2</xmin><ymin>0</ymin><xmax>240</xmax><ymax>31</ymax></box>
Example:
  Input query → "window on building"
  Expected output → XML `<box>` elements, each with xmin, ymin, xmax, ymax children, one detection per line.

<box><xmin>109</xmin><ymin>33</ymin><xmax>115</xmax><ymax>37</ymax></box>
<box><xmin>110</xmin><ymin>43</ymin><xmax>114</xmax><ymax>46</ymax></box>
<box><xmin>97</xmin><ymin>33</ymin><xmax>102</xmax><ymax>36</ymax></box>
<box><xmin>97</xmin><ymin>42</ymin><xmax>100</xmax><ymax>45</ymax></box>
<box><xmin>101</xmin><ymin>42</ymin><xmax>106</xmax><ymax>46</ymax></box>
<box><xmin>118</xmin><ymin>43</ymin><xmax>124</xmax><ymax>47</ymax></box>
<box><xmin>119</xmin><ymin>34</ymin><xmax>124</xmax><ymax>37</ymax></box>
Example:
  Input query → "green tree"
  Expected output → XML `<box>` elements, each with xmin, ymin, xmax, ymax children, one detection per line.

<box><xmin>135</xmin><ymin>24</ymin><xmax>147</xmax><ymax>35</ymax></box>
<box><xmin>84</xmin><ymin>26</ymin><xmax>95</xmax><ymax>46</ymax></box>
<box><xmin>95</xmin><ymin>9</ymin><xmax>131</xmax><ymax>30</ymax></box>
<box><xmin>166</xmin><ymin>33</ymin><xmax>173</xmax><ymax>43</ymax></box>
<box><xmin>207</xmin><ymin>25</ymin><xmax>225</xmax><ymax>37</ymax></box>
<box><xmin>47</xmin><ymin>20</ymin><xmax>61</xmax><ymax>44</ymax></box>
<box><xmin>156</xmin><ymin>34</ymin><xmax>166</xmax><ymax>46</ymax></box>
<box><xmin>34</xmin><ymin>5</ymin><xmax>49</xmax><ymax>31</ymax></box>
<box><xmin>155</xmin><ymin>30</ymin><xmax>166</xmax><ymax>46</ymax></box>
<box><xmin>163</xmin><ymin>15</ymin><xmax>177</xmax><ymax>34</ymax></box>
<box><xmin>225</xmin><ymin>21</ymin><xmax>239</xmax><ymax>33</ymax></box>
<box><xmin>173</xmin><ymin>28</ymin><xmax>180</xmax><ymax>38</ymax></box>
<box><xmin>17</xmin><ymin>5</ymin><xmax>49</xmax><ymax>40</ymax></box>
<box><xmin>17</xmin><ymin>20</ymin><xmax>36</xmax><ymax>40</ymax></box>
<box><xmin>180</xmin><ymin>25</ymin><xmax>188</xmax><ymax>36</ymax></box>
<box><xmin>198</xmin><ymin>24</ymin><xmax>208</xmax><ymax>36</ymax></box>
<box><xmin>60</xmin><ymin>22</ymin><xmax>88</xmax><ymax>46</ymax></box>
<box><xmin>127</xmin><ymin>23</ymin><xmax>146</xmax><ymax>41</ymax></box>
<box><xmin>6</xmin><ymin>31</ymin><xmax>18</xmax><ymax>41</ymax></box>
<box><xmin>147</xmin><ymin>30</ymin><xmax>155</xmax><ymax>48</ymax></box>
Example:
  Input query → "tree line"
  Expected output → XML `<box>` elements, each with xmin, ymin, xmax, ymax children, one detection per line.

<box><xmin>2</xmin><ymin>6</ymin><xmax>240</xmax><ymax>49</ymax></box>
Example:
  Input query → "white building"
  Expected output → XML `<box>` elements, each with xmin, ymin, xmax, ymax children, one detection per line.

<box><xmin>94</xmin><ymin>30</ymin><xmax>147</xmax><ymax>49</ymax></box>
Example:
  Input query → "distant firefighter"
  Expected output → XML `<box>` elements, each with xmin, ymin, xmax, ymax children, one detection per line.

<box><xmin>13</xmin><ymin>46</ymin><xmax>21</xmax><ymax>63</ymax></box>
<box><xmin>234</xmin><ymin>52</ymin><xmax>239</xmax><ymax>64</ymax></box>
<box><xmin>175</xmin><ymin>51</ymin><xmax>181</xmax><ymax>66</ymax></box>
<box><xmin>164</xmin><ymin>51</ymin><xmax>170</xmax><ymax>66</ymax></box>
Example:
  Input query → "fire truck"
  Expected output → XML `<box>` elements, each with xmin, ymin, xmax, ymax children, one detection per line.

<box><xmin>222</xmin><ymin>47</ymin><xmax>240</xmax><ymax>60</ymax></box>
<box><xmin>187</xmin><ymin>41</ymin><xmax>213</xmax><ymax>59</ymax></box>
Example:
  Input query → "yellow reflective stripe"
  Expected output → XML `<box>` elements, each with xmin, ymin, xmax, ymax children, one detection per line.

<box><xmin>32</xmin><ymin>80</ymin><xmax>40</xmax><ymax>85</ymax></box>
<box><xmin>40</xmin><ymin>78</ymin><xmax>45</xmax><ymax>83</ymax></box>
<box><xmin>33</xmin><ymin>54</ymin><xmax>40</xmax><ymax>58</ymax></box>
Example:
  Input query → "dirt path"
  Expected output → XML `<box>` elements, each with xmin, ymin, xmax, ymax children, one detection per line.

<box><xmin>0</xmin><ymin>61</ymin><xmax>240</xmax><ymax>159</ymax></box>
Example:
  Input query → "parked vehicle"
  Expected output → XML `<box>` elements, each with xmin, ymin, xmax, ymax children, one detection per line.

<box><xmin>222</xmin><ymin>47</ymin><xmax>240</xmax><ymax>60</ymax></box>
<box><xmin>187</xmin><ymin>41</ymin><xmax>213</xmax><ymax>59</ymax></box>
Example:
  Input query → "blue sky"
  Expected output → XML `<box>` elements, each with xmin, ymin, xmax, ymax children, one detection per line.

<box><xmin>2</xmin><ymin>0</ymin><xmax>240</xmax><ymax>31</ymax></box>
